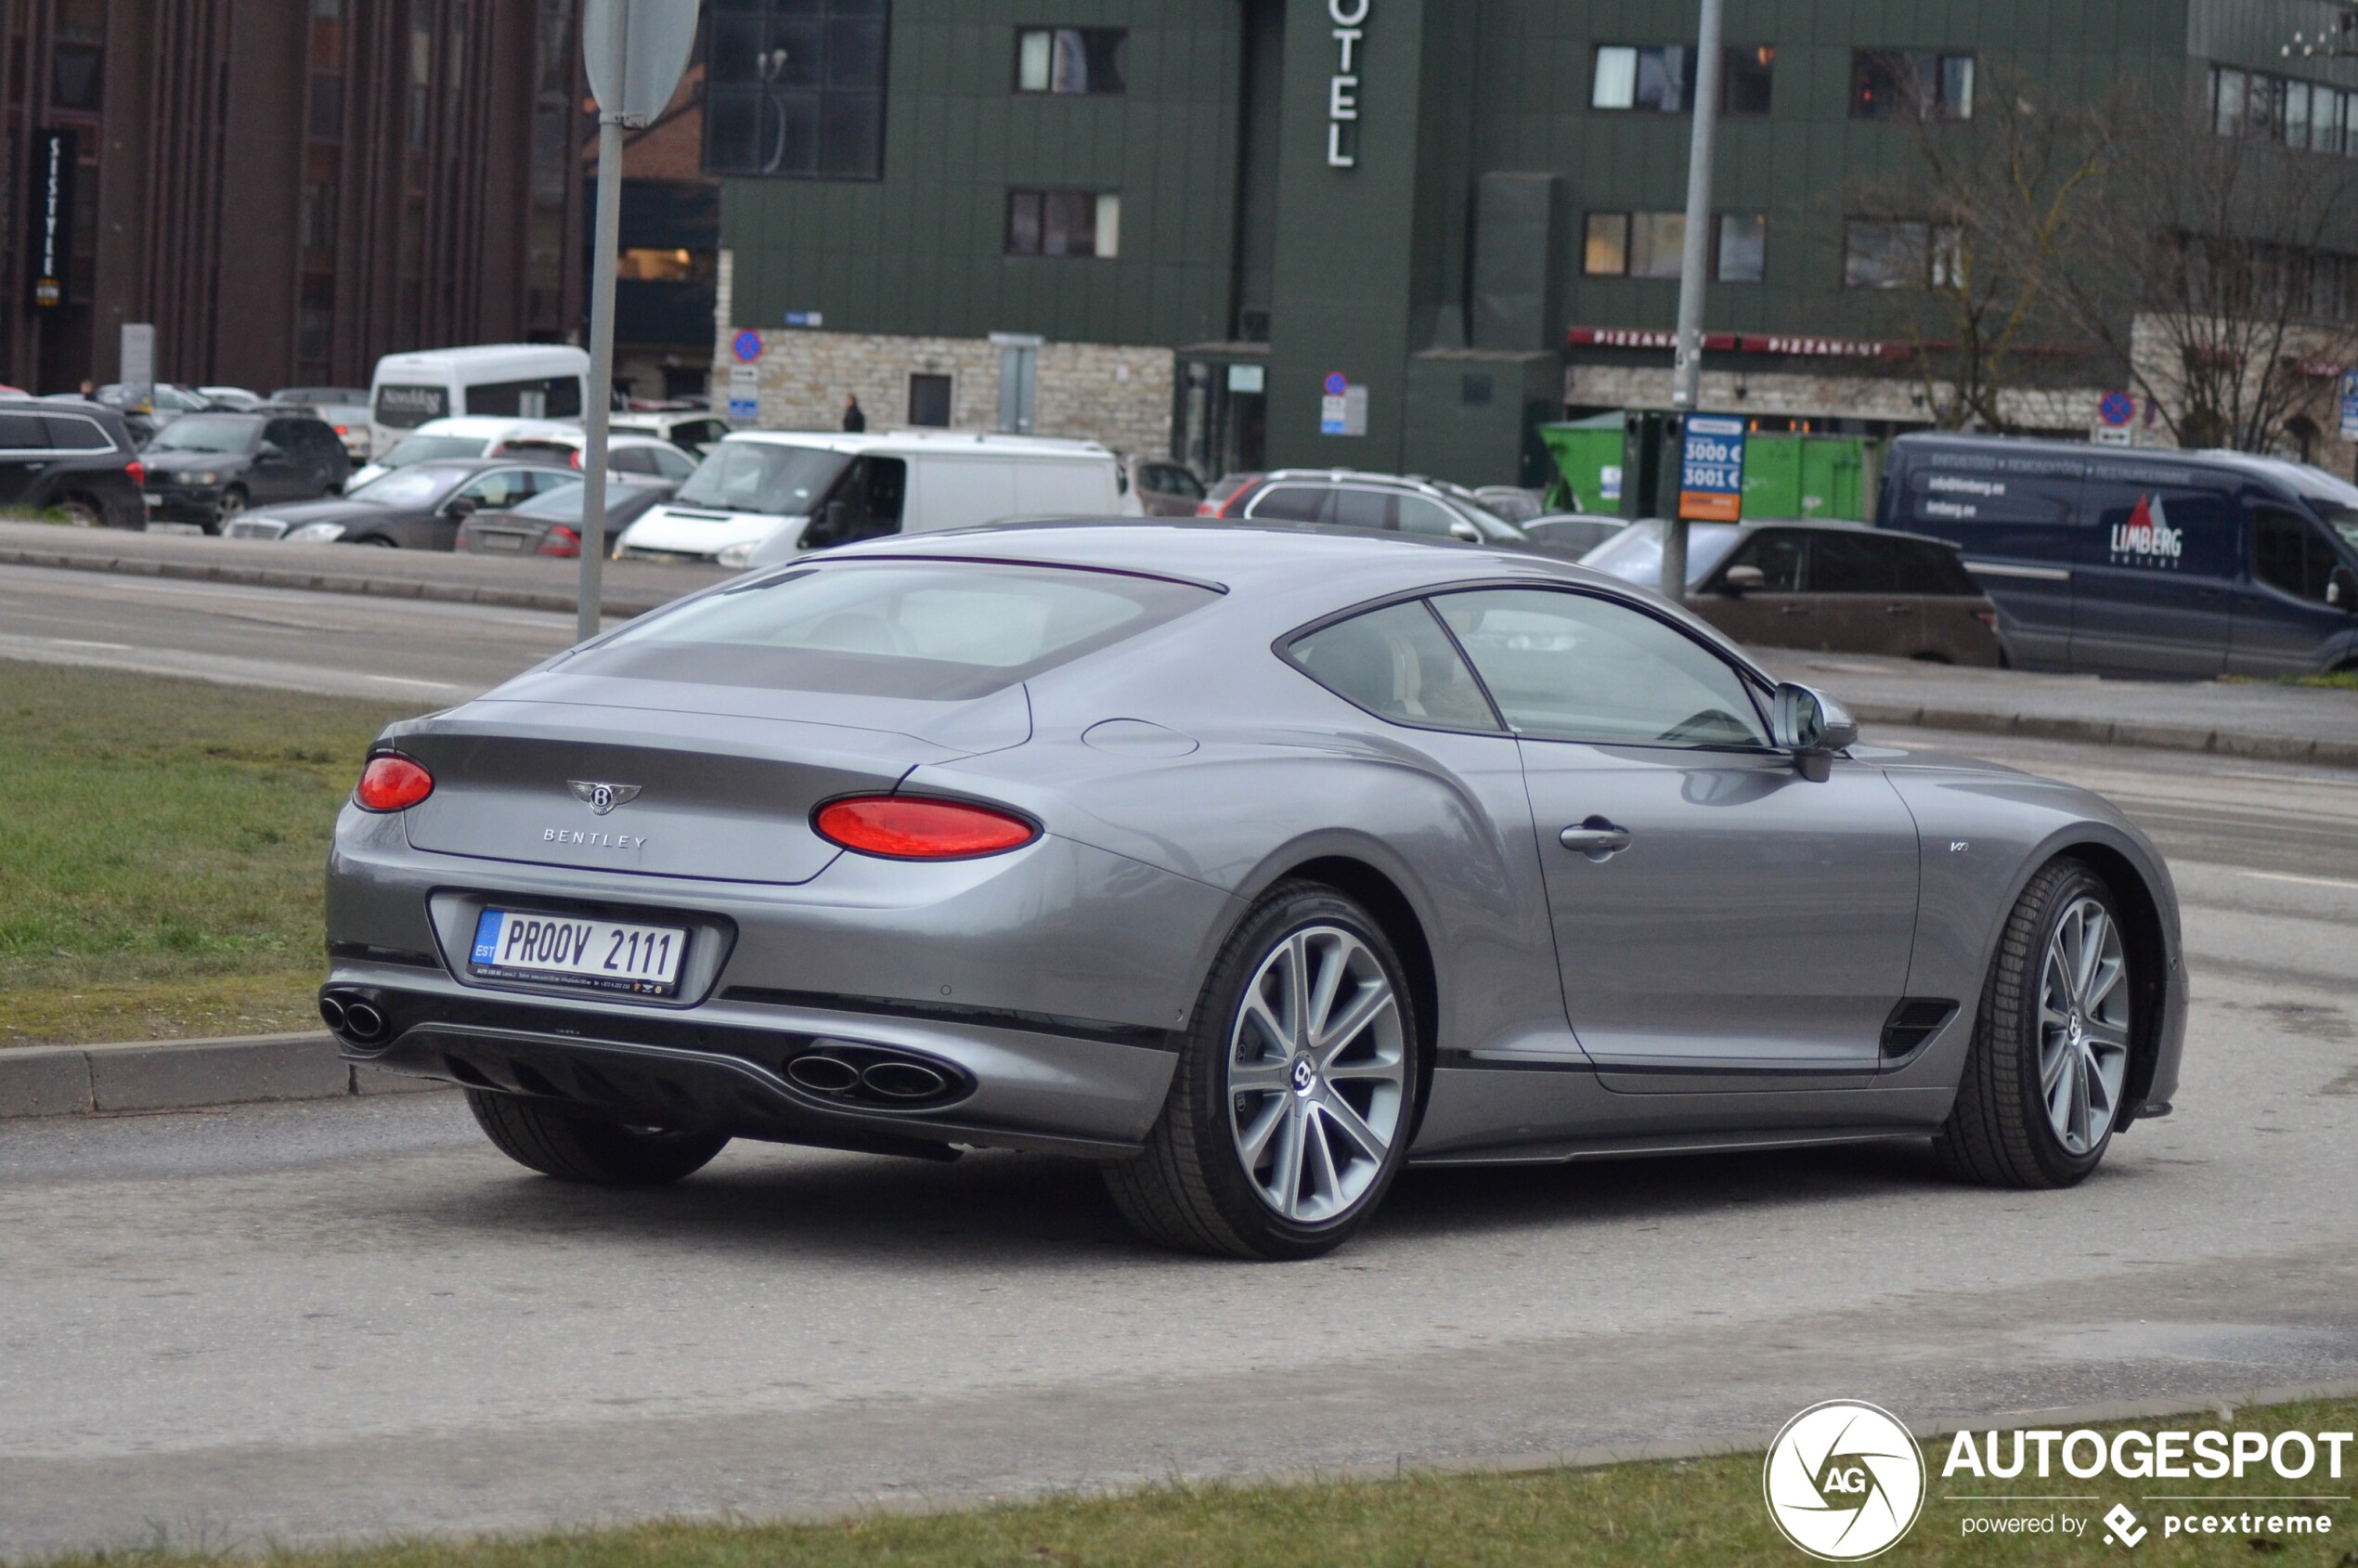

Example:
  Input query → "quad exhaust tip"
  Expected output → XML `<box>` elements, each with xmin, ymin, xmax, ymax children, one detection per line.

<box><xmin>784</xmin><ymin>1042</ymin><xmax>964</xmax><ymax>1107</ymax></box>
<box><xmin>784</xmin><ymin>1054</ymin><xmax>862</xmax><ymax>1094</ymax></box>
<box><xmin>319</xmin><ymin>989</ymin><xmax>390</xmax><ymax>1044</ymax></box>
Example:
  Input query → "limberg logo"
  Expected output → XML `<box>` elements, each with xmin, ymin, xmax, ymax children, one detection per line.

<box><xmin>1764</xmin><ymin>1401</ymin><xmax>1927</xmax><ymax>1561</ymax></box>
<box><xmin>2109</xmin><ymin>494</ymin><xmax>2183</xmax><ymax>564</ymax></box>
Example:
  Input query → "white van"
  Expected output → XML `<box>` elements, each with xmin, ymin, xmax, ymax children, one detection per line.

<box><xmin>366</xmin><ymin>344</ymin><xmax>590</xmax><ymax>460</ymax></box>
<box><xmin>615</xmin><ymin>430</ymin><xmax>1141</xmax><ymax>566</ymax></box>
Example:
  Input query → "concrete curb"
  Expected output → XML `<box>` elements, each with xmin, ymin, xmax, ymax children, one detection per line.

<box><xmin>0</xmin><ymin>541</ymin><xmax>680</xmax><ymax>618</ymax></box>
<box><xmin>1849</xmin><ymin>699</ymin><xmax>2358</xmax><ymax>770</ymax></box>
<box><xmin>0</xmin><ymin>1032</ymin><xmax>448</xmax><ymax>1120</ymax></box>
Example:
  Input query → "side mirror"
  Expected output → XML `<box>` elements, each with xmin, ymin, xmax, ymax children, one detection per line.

<box><xmin>1772</xmin><ymin>682</ymin><xmax>1859</xmax><ymax>784</ymax></box>
<box><xmin>2330</xmin><ymin>565</ymin><xmax>2358</xmax><ymax>612</ymax></box>
<box><xmin>1722</xmin><ymin>564</ymin><xmax>1767</xmax><ymax>598</ymax></box>
<box><xmin>443</xmin><ymin>496</ymin><xmax>477</xmax><ymax>519</ymax></box>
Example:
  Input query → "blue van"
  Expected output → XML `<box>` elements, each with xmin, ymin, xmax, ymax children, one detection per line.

<box><xmin>1876</xmin><ymin>434</ymin><xmax>2358</xmax><ymax>677</ymax></box>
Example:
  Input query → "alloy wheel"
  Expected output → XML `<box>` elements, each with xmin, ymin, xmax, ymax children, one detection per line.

<box><xmin>1225</xmin><ymin>925</ymin><xmax>1407</xmax><ymax>1224</ymax></box>
<box><xmin>2037</xmin><ymin>896</ymin><xmax>2131</xmax><ymax>1155</ymax></box>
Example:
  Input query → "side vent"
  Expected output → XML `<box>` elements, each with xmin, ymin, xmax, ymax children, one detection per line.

<box><xmin>1881</xmin><ymin>999</ymin><xmax>1960</xmax><ymax>1057</ymax></box>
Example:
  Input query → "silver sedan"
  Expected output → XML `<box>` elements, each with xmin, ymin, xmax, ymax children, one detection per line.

<box><xmin>320</xmin><ymin>523</ymin><xmax>2185</xmax><ymax>1258</ymax></box>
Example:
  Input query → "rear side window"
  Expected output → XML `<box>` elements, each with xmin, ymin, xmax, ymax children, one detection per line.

<box><xmin>465</xmin><ymin>376</ymin><xmax>584</xmax><ymax>419</ymax></box>
<box><xmin>42</xmin><ymin>415</ymin><xmax>113</xmax><ymax>451</ymax></box>
<box><xmin>1246</xmin><ymin>485</ymin><xmax>1329</xmax><ymax>523</ymax></box>
<box><xmin>587</xmin><ymin>561</ymin><xmax>1218</xmax><ymax>699</ymax></box>
<box><xmin>1809</xmin><ymin>531</ymin><xmax>1903</xmax><ymax>593</ymax></box>
<box><xmin>1890</xmin><ymin>537</ymin><xmax>1981</xmax><ymax>594</ymax></box>
<box><xmin>1286</xmin><ymin>602</ymin><xmax>1501</xmax><ymax>731</ymax></box>
<box><xmin>1432</xmin><ymin>588</ymin><xmax>1771</xmax><ymax>749</ymax></box>
<box><xmin>1721</xmin><ymin>529</ymin><xmax>1806</xmax><ymax>590</ymax></box>
<box><xmin>0</xmin><ymin>411</ymin><xmax>46</xmax><ymax>449</ymax></box>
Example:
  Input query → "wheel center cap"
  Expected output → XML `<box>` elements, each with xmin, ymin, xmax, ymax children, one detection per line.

<box><xmin>2067</xmin><ymin>1013</ymin><xmax>2086</xmax><ymax>1047</ymax></box>
<box><xmin>1289</xmin><ymin>1056</ymin><xmax>1316</xmax><ymax>1095</ymax></box>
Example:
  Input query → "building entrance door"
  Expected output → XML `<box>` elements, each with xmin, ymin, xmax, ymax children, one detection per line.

<box><xmin>1178</xmin><ymin>357</ymin><xmax>1266</xmax><ymax>481</ymax></box>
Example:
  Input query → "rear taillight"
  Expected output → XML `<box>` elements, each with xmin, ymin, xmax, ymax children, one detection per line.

<box><xmin>332</xmin><ymin>424</ymin><xmax>349</xmax><ymax>436</ymax></box>
<box><xmin>1971</xmin><ymin>609</ymin><xmax>1999</xmax><ymax>628</ymax></box>
<box><xmin>126</xmin><ymin>459</ymin><xmax>146</xmax><ymax>487</ymax></box>
<box><xmin>813</xmin><ymin>796</ymin><xmax>1038</xmax><ymax>860</ymax></box>
<box><xmin>537</xmin><ymin>525</ymin><xmax>582</xmax><ymax>558</ymax></box>
<box><xmin>570</xmin><ymin>449</ymin><xmax>584</xmax><ymax>468</ymax></box>
<box><xmin>1204</xmin><ymin>476</ymin><xmax>1263</xmax><ymax>518</ymax></box>
<box><xmin>355</xmin><ymin>754</ymin><xmax>434</xmax><ymax>812</ymax></box>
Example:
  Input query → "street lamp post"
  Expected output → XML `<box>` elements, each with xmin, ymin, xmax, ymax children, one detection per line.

<box><xmin>1661</xmin><ymin>0</ymin><xmax>1725</xmax><ymax>600</ymax></box>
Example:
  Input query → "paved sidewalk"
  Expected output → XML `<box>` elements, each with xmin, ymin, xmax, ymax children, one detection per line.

<box><xmin>1759</xmin><ymin>649</ymin><xmax>2358</xmax><ymax>768</ymax></box>
<box><xmin>0</xmin><ymin>519</ymin><xmax>728</xmax><ymax>617</ymax></box>
<box><xmin>0</xmin><ymin>1032</ymin><xmax>443</xmax><ymax>1118</ymax></box>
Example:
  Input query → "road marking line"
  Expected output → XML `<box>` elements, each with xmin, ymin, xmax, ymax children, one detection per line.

<box><xmin>39</xmin><ymin>638</ymin><xmax>136</xmax><ymax>651</ymax></box>
<box><xmin>2241</xmin><ymin>870</ymin><xmax>2358</xmax><ymax>892</ymax></box>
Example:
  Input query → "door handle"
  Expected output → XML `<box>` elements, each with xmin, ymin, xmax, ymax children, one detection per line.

<box><xmin>1559</xmin><ymin>817</ymin><xmax>1633</xmax><ymax>861</ymax></box>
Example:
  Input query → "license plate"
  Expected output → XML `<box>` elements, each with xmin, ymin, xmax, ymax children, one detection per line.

<box><xmin>142</xmin><ymin>493</ymin><xmax>160</xmax><ymax>507</ymax></box>
<box><xmin>476</xmin><ymin>533</ymin><xmax>525</xmax><ymax>551</ymax></box>
<box><xmin>468</xmin><ymin>909</ymin><xmax>687</xmax><ymax>997</ymax></box>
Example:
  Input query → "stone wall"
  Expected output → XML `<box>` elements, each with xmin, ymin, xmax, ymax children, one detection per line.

<box><xmin>710</xmin><ymin>252</ymin><xmax>1174</xmax><ymax>455</ymax></box>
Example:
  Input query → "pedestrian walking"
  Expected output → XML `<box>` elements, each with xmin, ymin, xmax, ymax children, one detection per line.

<box><xmin>842</xmin><ymin>395</ymin><xmax>866</xmax><ymax>433</ymax></box>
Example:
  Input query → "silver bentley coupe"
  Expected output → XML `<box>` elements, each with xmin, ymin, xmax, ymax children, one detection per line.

<box><xmin>322</xmin><ymin>523</ymin><xmax>2184</xmax><ymax>1259</ymax></box>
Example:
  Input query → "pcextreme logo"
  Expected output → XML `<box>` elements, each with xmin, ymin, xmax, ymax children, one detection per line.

<box><xmin>1764</xmin><ymin>1400</ymin><xmax>1928</xmax><ymax>1560</ymax></box>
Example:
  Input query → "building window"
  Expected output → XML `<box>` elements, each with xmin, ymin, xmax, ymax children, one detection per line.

<box><xmin>2212</xmin><ymin>67</ymin><xmax>2357</xmax><ymax>154</ymax></box>
<box><xmin>616</xmin><ymin>248</ymin><xmax>714</xmax><ymax>283</ymax></box>
<box><xmin>1015</xmin><ymin>28</ymin><xmax>1126</xmax><ymax>95</ymax></box>
<box><xmin>1850</xmin><ymin>50</ymin><xmax>1975</xmax><ymax>121</ymax></box>
<box><xmin>297</xmin><ymin>276</ymin><xmax>335</xmax><ymax>368</ymax></box>
<box><xmin>1843</xmin><ymin>220</ymin><xmax>1961</xmax><ymax>290</ymax></box>
<box><xmin>1006</xmin><ymin>189</ymin><xmax>1121</xmax><ymax>258</ymax></box>
<box><xmin>51</xmin><ymin>45</ymin><xmax>103</xmax><ymax>110</ymax></box>
<box><xmin>308</xmin><ymin>72</ymin><xmax>343</xmax><ymax>140</ymax></box>
<box><xmin>705</xmin><ymin>0</ymin><xmax>890</xmax><ymax>179</ymax></box>
<box><xmin>908</xmin><ymin>372</ymin><xmax>952</xmax><ymax>427</ymax></box>
<box><xmin>300</xmin><ymin>181</ymin><xmax>338</xmax><ymax>256</ymax></box>
<box><xmin>1723</xmin><ymin>45</ymin><xmax>1774</xmax><ymax>114</ymax></box>
<box><xmin>1592</xmin><ymin>45</ymin><xmax>1770</xmax><ymax>114</ymax></box>
<box><xmin>1716</xmin><ymin>214</ymin><xmax>1766</xmax><ymax>282</ymax></box>
<box><xmin>1582</xmin><ymin>212</ymin><xmax>1689</xmax><ymax>279</ymax></box>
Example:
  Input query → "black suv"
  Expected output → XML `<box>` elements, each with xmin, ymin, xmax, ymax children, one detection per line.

<box><xmin>139</xmin><ymin>411</ymin><xmax>351</xmax><ymax>531</ymax></box>
<box><xmin>0</xmin><ymin>397</ymin><xmax>146</xmax><ymax>527</ymax></box>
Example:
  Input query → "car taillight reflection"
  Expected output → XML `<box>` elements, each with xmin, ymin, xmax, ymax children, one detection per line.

<box><xmin>813</xmin><ymin>796</ymin><xmax>1039</xmax><ymax>860</ymax></box>
<box><xmin>354</xmin><ymin>754</ymin><xmax>434</xmax><ymax>812</ymax></box>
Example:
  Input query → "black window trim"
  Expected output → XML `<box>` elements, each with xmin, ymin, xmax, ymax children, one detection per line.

<box><xmin>1274</xmin><ymin>577</ymin><xmax>1783</xmax><ymax>753</ymax></box>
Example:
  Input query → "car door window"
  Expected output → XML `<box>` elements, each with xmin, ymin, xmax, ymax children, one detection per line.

<box><xmin>1432</xmin><ymin>588</ymin><xmax>1771</xmax><ymax>748</ymax></box>
<box><xmin>1394</xmin><ymin>495</ymin><xmax>1463</xmax><ymax>538</ymax></box>
<box><xmin>1286</xmin><ymin>601</ymin><xmax>1503</xmax><ymax>731</ymax></box>
<box><xmin>460</xmin><ymin>469</ymin><xmax>559</xmax><ymax>511</ymax></box>
<box><xmin>1246</xmin><ymin>485</ymin><xmax>1330</xmax><ymax>523</ymax></box>
<box><xmin>1807</xmin><ymin>531</ymin><xmax>1903</xmax><ymax>592</ymax></box>
<box><xmin>609</xmin><ymin>447</ymin><xmax>656</xmax><ymax>475</ymax></box>
<box><xmin>0</xmin><ymin>411</ymin><xmax>52</xmax><ymax>450</ymax></box>
<box><xmin>1720</xmin><ymin>529</ymin><xmax>1807</xmax><ymax>590</ymax></box>
<box><xmin>2251</xmin><ymin>510</ymin><xmax>2340</xmax><ymax>603</ymax></box>
<box><xmin>1146</xmin><ymin>463</ymin><xmax>1204</xmax><ymax>499</ymax></box>
<box><xmin>1329</xmin><ymin>487</ymin><xmax>1392</xmax><ymax>531</ymax></box>
<box><xmin>1890</xmin><ymin>536</ymin><xmax>1982</xmax><ymax>594</ymax></box>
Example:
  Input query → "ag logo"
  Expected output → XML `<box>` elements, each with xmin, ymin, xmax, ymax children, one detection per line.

<box><xmin>1763</xmin><ymin>1400</ymin><xmax>1926</xmax><ymax>1561</ymax></box>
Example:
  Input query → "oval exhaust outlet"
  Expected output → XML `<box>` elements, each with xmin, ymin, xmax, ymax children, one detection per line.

<box><xmin>785</xmin><ymin>1055</ymin><xmax>861</xmax><ymax>1094</ymax></box>
<box><xmin>317</xmin><ymin>996</ymin><xmax>348</xmax><ymax>1033</ymax></box>
<box><xmin>862</xmin><ymin>1060</ymin><xmax>949</xmax><ymax>1100</ymax></box>
<box><xmin>343</xmin><ymin>1001</ymin><xmax>387</xmax><ymax>1042</ymax></box>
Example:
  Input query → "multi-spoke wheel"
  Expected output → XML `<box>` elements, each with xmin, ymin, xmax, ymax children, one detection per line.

<box><xmin>1104</xmin><ymin>883</ymin><xmax>1421</xmax><ymax>1259</ymax></box>
<box><xmin>1937</xmin><ymin>858</ymin><xmax>2138</xmax><ymax>1187</ymax></box>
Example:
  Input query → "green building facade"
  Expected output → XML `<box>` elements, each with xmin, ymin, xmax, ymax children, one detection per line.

<box><xmin>710</xmin><ymin>0</ymin><xmax>2358</xmax><ymax>486</ymax></box>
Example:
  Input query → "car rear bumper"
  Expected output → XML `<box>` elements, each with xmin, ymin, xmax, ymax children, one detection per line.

<box><xmin>143</xmin><ymin>491</ymin><xmax>224</xmax><ymax>524</ymax></box>
<box><xmin>323</xmin><ymin>958</ymin><xmax>1178</xmax><ymax>1157</ymax></box>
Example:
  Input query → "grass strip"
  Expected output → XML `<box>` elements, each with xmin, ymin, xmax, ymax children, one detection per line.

<box><xmin>21</xmin><ymin>1396</ymin><xmax>2356</xmax><ymax>1567</ymax></box>
<box><xmin>0</xmin><ymin>660</ymin><xmax>415</xmax><ymax>1046</ymax></box>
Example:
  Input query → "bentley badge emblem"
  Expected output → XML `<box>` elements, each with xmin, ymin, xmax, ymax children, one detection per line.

<box><xmin>568</xmin><ymin>780</ymin><xmax>641</xmax><ymax>816</ymax></box>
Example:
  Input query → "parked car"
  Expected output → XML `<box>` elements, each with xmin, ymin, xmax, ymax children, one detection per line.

<box><xmin>319</xmin><ymin>522</ymin><xmax>2185</xmax><ymax>1258</ymax></box>
<box><xmin>497</xmin><ymin>428</ymin><xmax>701</xmax><ymax>484</ymax></box>
<box><xmin>610</xmin><ymin>409</ymin><xmax>733</xmax><ymax>454</ymax></box>
<box><xmin>0</xmin><ymin>396</ymin><xmax>146</xmax><ymax>527</ymax></box>
<box><xmin>92</xmin><ymin>381</ymin><xmax>213</xmax><ymax>440</ymax></box>
<box><xmin>367</xmin><ymin>343</ymin><xmax>590</xmax><ymax>460</ymax></box>
<box><xmin>1202</xmin><ymin>469</ymin><xmax>1575</xmax><ymax>556</ymax></box>
<box><xmin>1121</xmin><ymin>455</ymin><xmax>1209</xmax><ymax>517</ymax></box>
<box><xmin>224</xmin><ymin>458</ymin><xmax>577</xmax><ymax>548</ymax></box>
<box><xmin>1522</xmin><ymin>512</ymin><xmax>1630</xmax><ymax>555</ymax></box>
<box><xmin>195</xmin><ymin>385</ymin><xmax>265</xmax><ymax>410</ymax></box>
<box><xmin>618</xmin><ymin>430</ymin><xmax>1140</xmax><ymax>567</ymax></box>
<box><xmin>137</xmin><ymin>411</ymin><xmax>350</xmax><ymax>530</ymax></box>
<box><xmin>1579</xmin><ymin>517</ymin><xmax>2006</xmax><ymax>665</ymax></box>
<box><xmin>272</xmin><ymin>386</ymin><xmax>375</xmax><ymax>461</ymax></box>
<box><xmin>1879</xmin><ymin>433</ymin><xmax>2358</xmax><ymax>678</ymax></box>
<box><xmin>345</xmin><ymin>416</ymin><xmax>581</xmax><ymax>490</ymax></box>
<box><xmin>1198</xmin><ymin>472</ymin><xmax>1261</xmax><ymax>517</ymax></box>
<box><xmin>1473</xmin><ymin>485</ymin><xmax>1546</xmax><ymax>524</ymax></box>
<box><xmin>454</xmin><ymin>474</ymin><xmax>677</xmax><ymax>559</ymax></box>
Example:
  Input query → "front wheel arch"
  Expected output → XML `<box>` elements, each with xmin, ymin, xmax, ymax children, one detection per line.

<box><xmin>2049</xmin><ymin>843</ymin><xmax>2171</xmax><ymax>1125</ymax></box>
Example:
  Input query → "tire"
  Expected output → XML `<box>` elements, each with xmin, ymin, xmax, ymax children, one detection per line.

<box><xmin>53</xmin><ymin>494</ymin><xmax>102</xmax><ymax>528</ymax></box>
<box><xmin>1934</xmin><ymin>858</ymin><xmax>2134</xmax><ymax>1188</ymax></box>
<box><xmin>206</xmin><ymin>486</ymin><xmax>248</xmax><ymax>536</ymax></box>
<box><xmin>464</xmin><ymin>1088</ymin><xmax>729</xmax><ymax>1186</ymax></box>
<box><xmin>1103</xmin><ymin>881</ymin><xmax>1421</xmax><ymax>1260</ymax></box>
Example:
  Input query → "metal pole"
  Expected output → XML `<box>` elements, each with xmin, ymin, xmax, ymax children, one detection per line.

<box><xmin>1661</xmin><ymin>0</ymin><xmax>1724</xmax><ymax>600</ymax></box>
<box><xmin>577</xmin><ymin>5</ymin><xmax>628</xmax><ymax>643</ymax></box>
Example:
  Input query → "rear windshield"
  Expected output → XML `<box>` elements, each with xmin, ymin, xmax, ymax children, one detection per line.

<box><xmin>147</xmin><ymin>415</ymin><xmax>258</xmax><ymax>454</ymax></box>
<box><xmin>674</xmin><ymin>442</ymin><xmax>848</xmax><ymax>515</ymax></box>
<box><xmin>587</xmin><ymin>560</ymin><xmax>1218</xmax><ymax>699</ymax></box>
<box><xmin>381</xmin><ymin>434</ymin><xmax>489</xmax><ymax>468</ymax></box>
<box><xmin>506</xmin><ymin>478</ymin><xmax>647</xmax><ymax>521</ymax></box>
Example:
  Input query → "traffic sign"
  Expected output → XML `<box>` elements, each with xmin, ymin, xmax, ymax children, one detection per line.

<box><xmin>1322</xmin><ymin>370</ymin><xmax>1348</xmax><ymax>396</ymax></box>
<box><xmin>2098</xmin><ymin>390</ymin><xmax>2135</xmax><ymax>427</ymax></box>
<box><xmin>2340</xmin><ymin>370</ymin><xmax>2358</xmax><ymax>441</ymax></box>
<box><xmin>1677</xmin><ymin>415</ymin><xmax>1746</xmax><ymax>523</ymax></box>
<box><xmin>584</xmin><ymin>0</ymin><xmax>698</xmax><ymax>125</ymax></box>
<box><xmin>732</xmin><ymin>329</ymin><xmax>764</xmax><ymax>363</ymax></box>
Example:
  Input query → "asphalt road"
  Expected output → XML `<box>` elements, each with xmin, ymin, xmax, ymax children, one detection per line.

<box><xmin>0</xmin><ymin>562</ymin><xmax>576</xmax><ymax>705</ymax></box>
<box><xmin>2</xmin><ymin>722</ymin><xmax>2353</xmax><ymax>1557</ymax></box>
